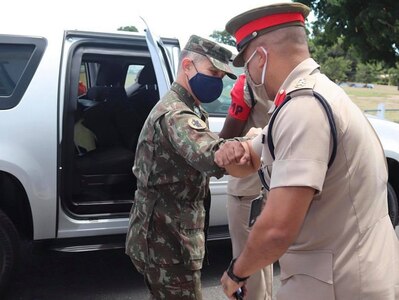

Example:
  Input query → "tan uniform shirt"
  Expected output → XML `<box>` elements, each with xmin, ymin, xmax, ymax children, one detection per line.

<box><xmin>227</xmin><ymin>85</ymin><xmax>273</xmax><ymax>196</ymax></box>
<box><xmin>253</xmin><ymin>58</ymin><xmax>399</xmax><ymax>299</ymax></box>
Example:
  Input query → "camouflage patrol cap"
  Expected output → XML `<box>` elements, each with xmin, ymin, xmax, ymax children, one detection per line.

<box><xmin>225</xmin><ymin>2</ymin><xmax>310</xmax><ymax>67</ymax></box>
<box><xmin>184</xmin><ymin>35</ymin><xmax>237</xmax><ymax>79</ymax></box>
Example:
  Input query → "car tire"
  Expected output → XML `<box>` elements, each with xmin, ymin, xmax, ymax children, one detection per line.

<box><xmin>0</xmin><ymin>209</ymin><xmax>20</xmax><ymax>295</ymax></box>
<box><xmin>387</xmin><ymin>182</ymin><xmax>399</xmax><ymax>227</ymax></box>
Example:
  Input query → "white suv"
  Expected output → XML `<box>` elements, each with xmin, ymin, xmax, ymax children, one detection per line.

<box><xmin>0</xmin><ymin>26</ymin><xmax>398</xmax><ymax>295</ymax></box>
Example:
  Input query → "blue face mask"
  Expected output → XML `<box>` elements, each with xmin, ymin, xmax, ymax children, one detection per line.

<box><xmin>189</xmin><ymin>63</ymin><xmax>223</xmax><ymax>103</ymax></box>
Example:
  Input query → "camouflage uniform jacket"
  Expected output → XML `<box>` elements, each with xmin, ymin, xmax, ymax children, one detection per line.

<box><xmin>126</xmin><ymin>82</ymin><xmax>225</xmax><ymax>271</ymax></box>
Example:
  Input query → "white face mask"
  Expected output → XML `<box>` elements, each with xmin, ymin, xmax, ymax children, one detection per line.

<box><xmin>244</xmin><ymin>47</ymin><xmax>270</xmax><ymax>100</ymax></box>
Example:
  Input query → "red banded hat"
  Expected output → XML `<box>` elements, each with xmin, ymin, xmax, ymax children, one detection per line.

<box><xmin>225</xmin><ymin>2</ymin><xmax>310</xmax><ymax>67</ymax></box>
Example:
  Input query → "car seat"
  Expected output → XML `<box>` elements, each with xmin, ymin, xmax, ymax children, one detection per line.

<box><xmin>129</xmin><ymin>63</ymin><xmax>160</xmax><ymax>129</ymax></box>
<box><xmin>112</xmin><ymin>63</ymin><xmax>161</xmax><ymax>154</ymax></box>
<box><xmin>83</xmin><ymin>63</ymin><xmax>128</xmax><ymax>148</ymax></box>
<box><xmin>74</xmin><ymin>62</ymin><xmax>136</xmax><ymax>202</ymax></box>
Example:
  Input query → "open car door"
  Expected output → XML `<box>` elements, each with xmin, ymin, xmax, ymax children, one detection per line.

<box><xmin>142</xmin><ymin>17</ymin><xmax>176</xmax><ymax>98</ymax></box>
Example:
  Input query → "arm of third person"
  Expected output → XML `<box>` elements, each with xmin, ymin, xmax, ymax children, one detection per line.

<box><xmin>219</xmin><ymin>73</ymin><xmax>250</xmax><ymax>139</ymax></box>
<box><xmin>219</xmin><ymin>115</ymin><xmax>247</xmax><ymax>139</ymax></box>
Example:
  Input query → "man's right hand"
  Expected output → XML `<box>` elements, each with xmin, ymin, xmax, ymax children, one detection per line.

<box><xmin>214</xmin><ymin>141</ymin><xmax>250</xmax><ymax>168</ymax></box>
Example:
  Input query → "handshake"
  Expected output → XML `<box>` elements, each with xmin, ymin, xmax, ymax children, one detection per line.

<box><xmin>214</xmin><ymin>127</ymin><xmax>262</xmax><ymax>173</ymax></box>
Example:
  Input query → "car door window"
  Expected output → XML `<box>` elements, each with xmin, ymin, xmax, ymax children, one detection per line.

<box><xmin>0</xmin><ymin>36</ymin><xmax>46</xmax><ymax>109</ymax></box>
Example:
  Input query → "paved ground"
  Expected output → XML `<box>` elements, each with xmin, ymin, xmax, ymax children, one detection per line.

<box><xmin>4</xmin><ymin>239</ymin><xmax>280</xmax><ymax>300</ymax></box>
<box><xmin>5</xmin><ymin>227</ymin><xmax>398</xmax><ymax>300</ymax></box>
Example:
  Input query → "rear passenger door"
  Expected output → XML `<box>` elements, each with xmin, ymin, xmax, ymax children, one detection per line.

<box><xmin>57</xmin><ymin>29</ymin><xmax>179</xmax><ymax>237</ymax></box>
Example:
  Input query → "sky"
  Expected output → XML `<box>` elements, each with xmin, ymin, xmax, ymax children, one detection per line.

<box><xmin>1</xmin><ymin>0</ymin><xmax>296</xmax><ymax>47</ymax></box>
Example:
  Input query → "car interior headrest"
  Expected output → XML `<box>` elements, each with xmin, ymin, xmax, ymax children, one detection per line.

<box><xmin>96</xmin><ymin>63</ymin><xmax>125</xmax><ymax>86</ymax></box>
<box><xmin>138</xmin><ymin>63</ymin><xmax>157</xmax><ymax>85</ymax></box>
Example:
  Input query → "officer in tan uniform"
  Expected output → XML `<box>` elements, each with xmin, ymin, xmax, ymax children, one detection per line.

<box><xmin>215</xmin><ymin>2</ymin><xmax>399</xmax><ymax>299</ymax></box>
<box><xmin>219</xmin><ymin>74</ymin><xmax>273</xmax><ymax>300</ymax></box>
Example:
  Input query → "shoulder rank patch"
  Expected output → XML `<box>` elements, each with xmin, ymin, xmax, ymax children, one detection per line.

<box><xmin>295</xmin><ymin>78</ymin><xmax>307</xmax><ymax>88</ymax></box>
<box><xmin>285</xmin><ymin>75</ymin><xmax>317</xmax><ymax>95</ymax></box>
<box><xmin>188</xmin><ymin>117</ymin><xmax>207</xmax><ymax>130</ymax></box>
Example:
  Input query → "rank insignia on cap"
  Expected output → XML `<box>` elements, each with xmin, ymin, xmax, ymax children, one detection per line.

<box><xmin>188</xmin><ymin>117</ymin><xmax>207</xmax><ymax>130</ymax></box>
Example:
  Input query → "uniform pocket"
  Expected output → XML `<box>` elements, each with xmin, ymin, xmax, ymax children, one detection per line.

<box><xmin>125</xmin><ymin>198</ymin><xmax>149</xmax><ymax>263</ymax></box>
<box><xmin>179</xmin><ymin>198</ymin><xmax>206</xmax><ymax>270</ymax></box>
<box><xmin>277</xmin><ymin>250</ymin><xmax>335</xmax><ymax>300</ymax></box>
<box><xmin>179</xmin><ymin>228</ymin><xmax>205</xmax><ymax>270</ymax></box>
<box><xmin>180</xmin><ymin>201</ymin><xmax>205</xmax><ymax>230</ymax></box>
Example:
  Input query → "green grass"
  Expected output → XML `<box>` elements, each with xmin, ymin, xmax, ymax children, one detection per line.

<box><xmin>342</xmin><ymin>85</ymin><xmax>399</xmax><ymax>122</ymax></box>
<box><xmin>345</xmin><ymin>89</ymin><xmax>386</xmax><ymax>97</ymax></box>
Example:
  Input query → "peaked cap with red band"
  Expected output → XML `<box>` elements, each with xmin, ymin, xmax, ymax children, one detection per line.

<box><xmin>225</xmin><ymin>2</ymin><xmax>310</xmax><ymax>67</ymax></box>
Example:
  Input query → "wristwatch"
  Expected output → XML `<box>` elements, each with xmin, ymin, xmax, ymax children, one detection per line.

<box><xmin>227</xmin><ymin>258</ymin><xmax>250</xmax><ymax>284</ymax></box>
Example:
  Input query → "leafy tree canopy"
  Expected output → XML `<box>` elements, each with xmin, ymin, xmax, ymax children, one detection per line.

<box><xmin>296</xmin><ymin>0</ymin><xmax>399</xmax><ymax>67</ymax></box>
<box><xmin>209</xmin><ymin>30</ymin><xmax>236</xmax><ymax>47</ymax></box>
<box><xmin>117</xmin><ymin>26</ymin><xmax>138</xmax><ymax>32</ymax></box>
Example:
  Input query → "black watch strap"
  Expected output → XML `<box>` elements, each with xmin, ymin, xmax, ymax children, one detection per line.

<box><xmin>227</xmin><ymin>258</ymin><xmax>250</xmax><ymax>284</ymax></box>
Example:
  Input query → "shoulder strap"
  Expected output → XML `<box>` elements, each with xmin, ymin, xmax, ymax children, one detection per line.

<box><xmin>266</xmin><ymin>90</ymin><xmax>337</xmax><ymax>168</ymax></box>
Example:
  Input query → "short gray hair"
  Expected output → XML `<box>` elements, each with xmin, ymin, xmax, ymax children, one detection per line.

<box><xmin>178</xmin><ymin>50</ymin><xmax>207</xmax><ymax>70</ymax></box>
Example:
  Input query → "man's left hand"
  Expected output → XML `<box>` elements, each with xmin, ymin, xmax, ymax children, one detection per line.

<box><xmin>221</xmin><ymin>271</ymin><xmax>246</xmax><ymax>299</ymax></box>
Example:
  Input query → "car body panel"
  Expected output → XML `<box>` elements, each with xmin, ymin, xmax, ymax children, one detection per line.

<box><xmin>367</xmin><ymin>115</ymin><xmax>399</xmax><ymax>162</ymax></box>
<box><xmin>0</xmin><ymin>33</ymin><xmax>59</xmax><ymax>239</ymax></box>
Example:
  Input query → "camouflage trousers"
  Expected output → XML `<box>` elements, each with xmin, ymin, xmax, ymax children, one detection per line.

<box><xmin>131</xmin><ymin>258</ymin><xmax>202</xmax><ymax>300</ymax></box>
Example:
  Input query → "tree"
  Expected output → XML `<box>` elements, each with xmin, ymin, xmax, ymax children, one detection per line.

<box><xmin>309</xmin><ymin>36</ymin><xmax>356</xmax><ymax>82</ymax></box>
<box><xmin>296</xmin><ymin>0</ymin><xmax>399</xmax><ymax>67</ymax></box>
<box><xmin>322</xmin><ymin>57</ymin><xmax>352</xmax><ymax>82</ymax></box>
<box><xmin>387</xmin><ymin>63</ymin><xmax>399</xmax><ymax>86</ymax></box>
<box><xmin>355</xmin><ymin>62</ymin><xmax>384</xmax><ymax>83</ymax></box>
<box><xmin>209</xmin><ymin>30</ymin><xmax>236</xmax><ymax>47</ymax></box>
<box><xmin>117</xmin><ymin>26</ymin><xmax>138</xmax><ymax>32</ymax></box>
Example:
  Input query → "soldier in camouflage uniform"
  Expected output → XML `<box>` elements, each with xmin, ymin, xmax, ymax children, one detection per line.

<box><xmin>125</xmin><ymin>35</ymin><xmax>245</xmax><ymax>299</ymax></box>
